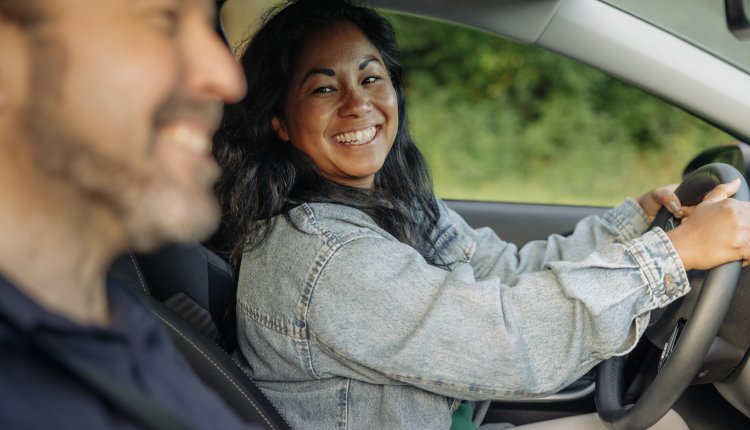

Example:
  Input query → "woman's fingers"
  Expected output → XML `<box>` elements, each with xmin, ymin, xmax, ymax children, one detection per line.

<box><xmin>665</xmin><ymin>179</ymin><xmax>750</xmax><ymax>270</ymax></box>
<box><xmin>679</xmin><ymin>206</ymin><xmax>695</xmax><ymax>218</ymax></box>
<box><xmin>670</xmin><ymin>197</ymin><xmax>750</xmax><ymax>270</ymax></box>
<box><xmin>645</xmin><ymin>179</ymin><xmax>740</xmax><ymax>220</ymax></box>
<box><xmin>639</xmin><ymin>184</ymin><xmax>681</xmax><ymax>219</ymax></box>
<box><xmin>702</xmin><ymin>178</ymin><xmax>741</xmax><ymax>204</ymax></box>
<box><xmin>654</xmin><ymin>184</ymin><xmax>682</xmax><ymax>218</ymax></box>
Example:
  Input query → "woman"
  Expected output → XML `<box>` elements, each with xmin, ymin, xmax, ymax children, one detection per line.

<box><xmin>214</xmin><ymin>0</ymin><xmax>750</xmax><ymax>428</ymax></box>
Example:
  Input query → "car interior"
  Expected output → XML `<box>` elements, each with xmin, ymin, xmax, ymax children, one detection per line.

<box><xmin>107</xmin><ymin>160</ymin><xmax>750</xmax><ymax>430</ymax></box>
<box><xmin>107</xmin><ymin>0</ymin><xmax>750</xmax><ymax>429</ymax></box>
<box><xmin>109</xmin><ymin>245</ymin><xmax>292</xmax><ymax>430</ymax></box>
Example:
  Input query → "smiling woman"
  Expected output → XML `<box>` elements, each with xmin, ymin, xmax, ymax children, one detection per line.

<box><xmin>270</xmin><ymin>22</ymin><xmax>398</xmax><ymax>188</ymax></box>
<box><xmin>214</xmin><ymin>0</ymin><xmax>440</xmax><ymax>268</ymax></box>
<box><xmin>210</xmin><ymin>1</ymin><xmax>750</xmax><ymax>429</ymax></box>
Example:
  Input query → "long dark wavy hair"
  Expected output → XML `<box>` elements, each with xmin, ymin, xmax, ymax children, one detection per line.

<box><xmin>214</xmin><ymin>0</ymin><xmax>441</xmax><ymax>265</ymax></box>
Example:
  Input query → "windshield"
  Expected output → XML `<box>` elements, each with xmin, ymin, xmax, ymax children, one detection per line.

<box><xmin>601</xmin><ymin>0</ymin><xmax>750</xmax><ymax>74</ymax></box>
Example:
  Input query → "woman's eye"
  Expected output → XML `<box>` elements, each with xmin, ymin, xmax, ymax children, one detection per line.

<box><xmin>362</xmin><ymin>76</ymin><xmax>382</xmax><ymax>85</ymax></box>
<box><xmin>312</xmin><ymin>86</ymin><xmax>334</xmax><ymax>94</ymax></box>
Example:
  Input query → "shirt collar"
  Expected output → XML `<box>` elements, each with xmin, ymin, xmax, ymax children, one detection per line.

<box><xmin>0</xmin><ymin>273</ymin><xmax>156</xmax><ymax>339</ymax></box>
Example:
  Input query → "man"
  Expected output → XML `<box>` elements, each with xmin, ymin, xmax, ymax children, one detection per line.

<box><xmin>0</xmin><ymin>0</ymin><xmax>257</xmax><ymax>428</ymax></box>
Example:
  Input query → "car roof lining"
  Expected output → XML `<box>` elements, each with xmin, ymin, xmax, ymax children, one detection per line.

<box><xmin>370</xmin><ymin>0</ymin><xmax>565</xmax><ymax>44</ymax></box>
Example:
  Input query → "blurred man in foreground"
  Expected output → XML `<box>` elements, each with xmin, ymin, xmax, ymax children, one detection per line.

<box><xmin>0</xmin><ymin>1</ymin><xmax>256</xmax><ymax>428</ymax></box>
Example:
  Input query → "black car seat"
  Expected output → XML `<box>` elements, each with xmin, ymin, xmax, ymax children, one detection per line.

<box><xmin>109</xmin><ymin>244</ymin><xmax>292</xmax><ymax>430</ymax></box>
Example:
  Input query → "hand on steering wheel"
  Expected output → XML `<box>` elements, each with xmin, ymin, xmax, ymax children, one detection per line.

<box><xmin>596</xmin><ymin>163</ymin><xmax>750</xmax><ymax>430</ymax></box>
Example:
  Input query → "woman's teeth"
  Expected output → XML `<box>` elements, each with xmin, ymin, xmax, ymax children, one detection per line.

<box><xmin>334</xmin><ymin>126</ymin><xmax>376</xmax><ymax>145</ymax></box>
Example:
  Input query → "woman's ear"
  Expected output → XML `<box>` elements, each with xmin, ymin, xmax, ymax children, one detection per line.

<box><xmin>271</xmin><ymin>116</ymin><xmax>290</xmax><ymax>142</ymax></box>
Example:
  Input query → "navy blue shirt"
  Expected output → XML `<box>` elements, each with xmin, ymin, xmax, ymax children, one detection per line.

<box><xmin>0</xmin><ymin>274</ymin><xmax>259</xmax><ymax>430</ymax></box>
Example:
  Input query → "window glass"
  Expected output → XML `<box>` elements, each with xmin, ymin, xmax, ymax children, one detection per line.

<box><xmin>385</xmin><ymin>13</ymin><xmax>733</xmax><ymax>206</ymax></box>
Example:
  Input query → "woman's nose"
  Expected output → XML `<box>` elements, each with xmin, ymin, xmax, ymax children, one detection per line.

<box><xmin>338</xmin><ymin>87</ymin><xmax>372</xmax><ymax>117</ymax></box>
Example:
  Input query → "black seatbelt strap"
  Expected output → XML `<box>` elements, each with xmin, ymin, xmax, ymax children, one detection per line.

<box><xmin>0</xmin><ymin>313</ymin><xmax>193</xmax><ymax>430</ymax></box>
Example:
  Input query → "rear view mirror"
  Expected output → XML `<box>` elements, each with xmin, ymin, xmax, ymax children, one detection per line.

<box><xmin>683</xmin><ymin>142</ymin><xmax>750</xmax><ymax>180</ymax></box>
<box><xmin>726</xmin><ymin>0</ymin><xmax>750</xmax><ymax>41</ymax></box>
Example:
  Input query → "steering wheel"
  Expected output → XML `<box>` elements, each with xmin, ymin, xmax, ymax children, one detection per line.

<box><xmin>595</xmin><ymin>163</ymin><xmax>749</xmax><ymax>430</ymax></box>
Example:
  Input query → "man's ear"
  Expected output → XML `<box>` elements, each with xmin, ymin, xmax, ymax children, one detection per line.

<box><xmin>271</xmin><ymin>116</ymin><xmax>290</xmax><ymax>142</ymax></box>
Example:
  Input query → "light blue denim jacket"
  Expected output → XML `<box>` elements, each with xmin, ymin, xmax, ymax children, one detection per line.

<box><xmin>234</xmin><ymin>198</ymin><xmax>689</xmax><ymax>429</ymax></box>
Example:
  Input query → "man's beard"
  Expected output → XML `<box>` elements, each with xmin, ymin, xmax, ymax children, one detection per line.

<box><xmin>20</xmin><ymin>36</ymin><xmax>221</xmax><ymax>252</ymax></box>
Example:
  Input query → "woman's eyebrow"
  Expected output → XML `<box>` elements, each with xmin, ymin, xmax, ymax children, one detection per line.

<box><xmin>300</xmin><ymin>57</ymin><xmax>383</xmax><ymax>85</ymax></box>
<box><xmin>359</xmin><ymin>57</ymin><xmax>381</xmax><ymax>70</ymax></box>
<box><xmin>301</xmin><ymin>68</ymin><xmax>335</xmax><ymax>85</ymax></box>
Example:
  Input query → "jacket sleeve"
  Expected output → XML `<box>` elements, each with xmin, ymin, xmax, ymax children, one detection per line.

<box><xmin>451</xmin><ymin>198</ymin><xmax>653</xmax><ymax>283</ymax></box>
<box><xmin>305</xmin><ymin>200</ymin><xmax>689</xmax><ymax>400</ymax></box>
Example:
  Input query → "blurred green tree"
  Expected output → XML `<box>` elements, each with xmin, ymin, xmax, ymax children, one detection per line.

<box><xmin>385</xmin><ymin>13</ymin><xmax>733</xmax><ymax>205</ymax></box>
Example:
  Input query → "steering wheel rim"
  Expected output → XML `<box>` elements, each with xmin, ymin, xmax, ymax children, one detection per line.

<box><xmin>595</xmin><ymin>163</ymin><xmax>749</xmax><ymax>430</ymax></box>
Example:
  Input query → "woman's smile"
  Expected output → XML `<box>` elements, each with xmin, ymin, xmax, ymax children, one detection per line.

<box><xmin>332</xmin><ymin>125</ymin><xmax>378</xmax><ymax>145</ymax></box>
<box><xmin>273</xmin><ymin>22</ymin><xmax>399</xmax><ymax>189</ymax></box>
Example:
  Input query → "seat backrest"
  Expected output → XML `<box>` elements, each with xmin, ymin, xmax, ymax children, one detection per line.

<box><xmin>119</xmin><ymin>244</ymin><xmax>237</xmax><ymax>352</ymax></box>
<box><xmin>109</xmin><ymin>244</ymin><xmax>291</xmax><ymax>430</ymax></box>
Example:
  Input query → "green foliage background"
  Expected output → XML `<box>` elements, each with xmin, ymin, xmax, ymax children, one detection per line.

<box><xmin>385</xmin><ymin>13</ymin><xmax>734</xmax><ymax>206</ymax></box>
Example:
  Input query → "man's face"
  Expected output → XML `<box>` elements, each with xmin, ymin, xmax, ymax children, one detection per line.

<box><xmin>18</xmin><ymin>0</ymin><xmax>246</xmax><ymax>250</ymax></box>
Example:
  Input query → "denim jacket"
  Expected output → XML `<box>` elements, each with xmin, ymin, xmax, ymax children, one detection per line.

<box><xmin>234</xmin><ymin>198</ymin><xmax>689</xmax><ymax>429</ymax></box>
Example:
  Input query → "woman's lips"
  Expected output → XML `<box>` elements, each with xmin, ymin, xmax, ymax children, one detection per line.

<box><xmin>332</xmin><ymin>126</ymin><xmax>377</xmax><ymax>145</ymax></box>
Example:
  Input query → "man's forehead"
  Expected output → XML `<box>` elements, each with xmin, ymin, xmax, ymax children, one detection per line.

<box><xmin>155</xmin><ymin>0</ymin><xmax>217</xmax><ymax>20</ymax></box>
<box><xmin>60</xmin><ymin>0</ymin><xmax>216</xmax><ymax>20</ymax></box>
<box><xmin>194</xmin><ymin>0</ymin><xmax>218</xmax><ymax>20</ymax></box>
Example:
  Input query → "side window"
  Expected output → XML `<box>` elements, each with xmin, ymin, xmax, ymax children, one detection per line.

<box><xmin>385</xmin><ymin>13</ymin><xmax>733</xmax><ymax>206</ymax></box>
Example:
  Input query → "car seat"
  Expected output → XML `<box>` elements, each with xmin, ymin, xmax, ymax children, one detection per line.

<box><xmin>109</xmin><ymin>244</ymin><xmax>291</xmax><ymax>430</ymax></box>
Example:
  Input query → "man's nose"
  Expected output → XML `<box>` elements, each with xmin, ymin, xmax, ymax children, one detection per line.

<box><xmin>182</xmin><ymin>23</ymin><xmax>247</xmax><ymax>104</ymax></box>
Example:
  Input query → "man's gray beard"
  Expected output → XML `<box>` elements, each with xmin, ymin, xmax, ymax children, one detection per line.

<box><xmin>20</xmin><ymin>35</ymin><xmax>220</xmax><ymax>252</ymax></box>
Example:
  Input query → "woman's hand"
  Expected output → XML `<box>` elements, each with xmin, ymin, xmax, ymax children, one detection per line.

<box><xmin>666</xmin><ymin>179</ymin><xmax>750</xmax><ymax>270</ymax></box>
<box><xmin>637</xmin><ymin>184</ymin><xmax>686</xmax><ymax>222</ymax></box>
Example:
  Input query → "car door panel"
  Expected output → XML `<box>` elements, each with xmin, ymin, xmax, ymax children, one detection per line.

<box><xmin>446</xmin><ymin>200</ymin><xmax>608</xmax><ymax>246</ymax></box>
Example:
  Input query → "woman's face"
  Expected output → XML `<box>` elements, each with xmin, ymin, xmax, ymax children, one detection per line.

<box><xmin>273</xmin><ymin>22</ymin><xmax>399</xmax><ymax>189</ymax></box>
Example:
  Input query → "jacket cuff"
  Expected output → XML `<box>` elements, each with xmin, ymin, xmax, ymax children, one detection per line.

<box><xmin>603</xmin><ymin>198</ymin><xmax>650</xmax><ymax>242</ymax></box>
<box><xmin>625</xmin><ymin>228</ymin><xmax>690</xmax><ymax>308</ymax></box>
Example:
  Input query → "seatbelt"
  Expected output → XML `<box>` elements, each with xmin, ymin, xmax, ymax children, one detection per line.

<box><xmin>0</xmin><ymin>313</ymin><xmax>193</xmax><ymax>430</ymax></box>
